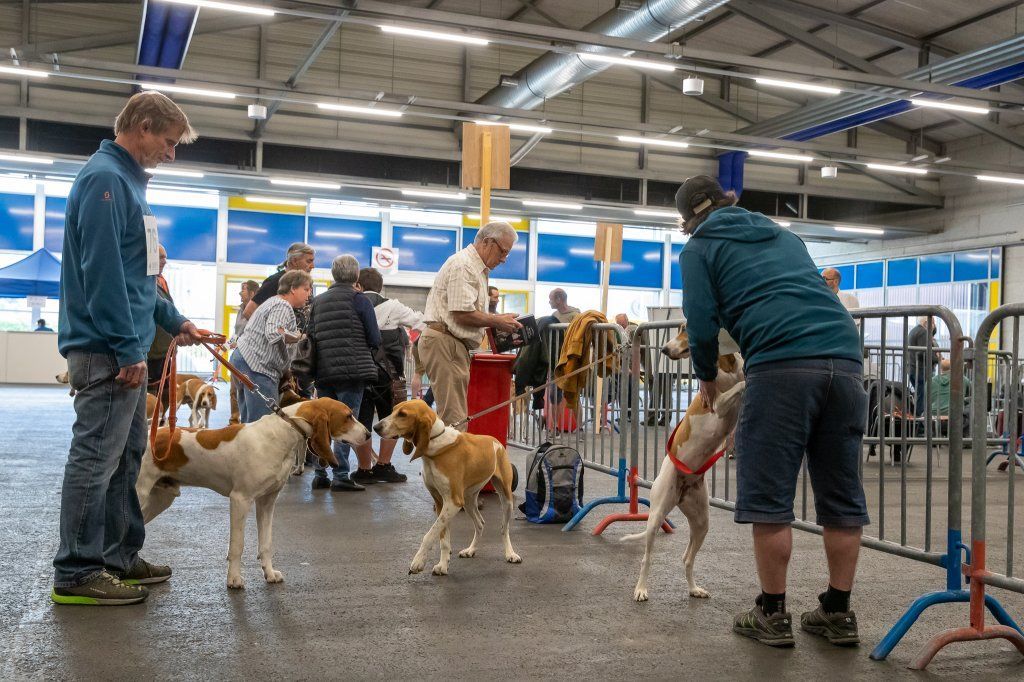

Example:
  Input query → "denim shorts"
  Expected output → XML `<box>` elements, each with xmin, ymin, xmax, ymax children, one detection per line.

<box><xmin>734</xmin><ymin>357</ymin><xmax>870</xmax><ymax>527</ymax></box>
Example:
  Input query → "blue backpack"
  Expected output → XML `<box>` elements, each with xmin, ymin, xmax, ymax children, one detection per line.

<box><xmin>518</xmin><ymin>443</ymin><xmax>584</xmax><ymax>524</ymax></box>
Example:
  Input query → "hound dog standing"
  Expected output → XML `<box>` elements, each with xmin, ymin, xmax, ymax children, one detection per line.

<box><xmin>623</xmin><ymin>324</ymin><xmax>745</xmax><ymax>602</ymax></box>
<box><xmin>374</xmin><ymin>399</ymin><xmax>522</xmax><ymax>576</ymax></box>
<box><xmin>136</xmin><ymin>398</ymin><xmax>368</xmax><ymax>588</ymax></box>
<box><xmin>180</xmin><ymin>377</ymin><xmax>218</xmax><ymax>428</ymax></box>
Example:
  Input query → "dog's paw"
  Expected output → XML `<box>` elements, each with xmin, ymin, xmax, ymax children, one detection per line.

<box><xmin>505</xmin><ymin>552</ymin><xmax>522</xmax><ymax>564</ymax></box>
<box><xmin>458</xmin><ymin>548</ymin><xmax>476</xmax><ymax>558</ymax></box>
<box><xmin>431</xmin><ymin>563</ymin><xmax>449</xmax><ymax>576</ymax></box>
<box><xmin>689</xmin><ymin>586</ymin><xmax>710</xmax><ymax>599</ymax></box>
<box><xmin>408</xmin><ymin>558</ymin><xmax>425</xmax><ymax>575</ymax></box>
<box><xmin>227</xmin><ymin>574</ymin><xmax>245</xmax><ymax>589</ymax></box>
<box><xmin>634</xmin><ymin>586</ymin><xmax>649</xmax><ymax>602</ymax></box>
<box><xmin>264</xmin><ymin>570</ymin><xmax>284</xmax><ymax>584</ymax></box>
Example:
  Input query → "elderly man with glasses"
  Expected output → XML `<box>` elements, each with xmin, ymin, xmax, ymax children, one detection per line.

<box><xmin>419</xmin><ymin>221</ymin><xmax>522</xmax><ymax>429</ymax></box>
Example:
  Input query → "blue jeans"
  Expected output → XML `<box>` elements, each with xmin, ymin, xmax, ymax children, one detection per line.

<box><xmin>54</xmin><ymin>351</ymin><xmax>148</xmax><ymax>586</ymax></box>
<box><xmin>734</xmin><ymin>358</ymin><xmax>870</xmax><ymax>528</ymax></box>
<box><xmin>230</xmin><ymin>350</ymin><xmax>280</xmax><ymax>424</ymax></box>
<box><xmin>315</xmin><ymin>382</ymin><xmax>365</xmax><ymax>479</ymax></box>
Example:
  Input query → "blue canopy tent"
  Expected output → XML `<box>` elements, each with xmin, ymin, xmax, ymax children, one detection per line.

<box><xmin>0</xmin><ymin>249</ymin><xmax>61</xmax><ymax>328</ymax></box>
<box><xmin>0</xmin><ymin>249</ymin><xmax>60</xmax><ymax>298</ymax></box>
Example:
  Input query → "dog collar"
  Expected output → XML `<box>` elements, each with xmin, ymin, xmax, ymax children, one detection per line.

<box><xmin>665</xmin><ymin>420</ymin><xmax>726</xmax><ymax>477</ymax></box>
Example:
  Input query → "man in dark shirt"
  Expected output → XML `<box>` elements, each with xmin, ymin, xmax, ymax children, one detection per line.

<box><xmin>908</xmin><ymin>316</ymin><xmax>941</xmax><ymax>416</ymax></box>
<box><xmin>243</xmin><ymin>242</ymin><xmax>316</xmax><ymax>329</ymax></box>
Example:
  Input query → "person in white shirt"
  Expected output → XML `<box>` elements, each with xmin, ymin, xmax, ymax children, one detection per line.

<box><xmin>352</xmin><ymin>267</ymin><xmax>426</xmax><ymax>482</ymax></box>
<box><xmin>821</xmin><ymin>267</ymin><xmax>860</xmax><ymax>311</ymax></box>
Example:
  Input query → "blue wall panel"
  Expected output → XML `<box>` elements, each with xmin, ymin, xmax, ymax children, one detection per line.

<box><xmin>611</xmin><ymin>240</ymin><xmax>663</xmax><ymax>288</ymax></box>
<box><xmin>0</xmin><ymin>193</ymin><xmax>35</xmax><ymax>251</ymax></box>
<box><xmin>919</xmin><ymin>253</ymin><xmax>952</xmax><ymax>284</ymax></box>
<box><xmin>44</xmin><ymin>196</ymin><xmax>67</xmax><ymax>252</ymax></box>
<box><xmin>671</xmin><ymin>243</ymin><xmax>684</xmax><ymax>290</ymax></box>
<box><xmin>152</xmin><ymin>204</ymin><xmax>217</xmax><ymax>262</ymax></box>
<box><xmin>537</xmin><ymin>233</ymin><xmax>600</xmax><ymax>285</ymax></box>
<box><xmin>953</xmin><ymin>250</ymin><xmax>989</xmax><ymax>282</ymax></box>
<box><xmin>887</xmin><ymin>258</ymin><xmax>917</xmax><ymax>286</ymax></box>
<box><xmin>227</xmin><ymin>210</ymin><xmax>305</xmax><ymax>266</ymax></box>
<box><xmin>308</xmin><ymin>216</ymin><xmax>381</xmax><ymax>269</ymax></box>
<box><xmin>462</xmin><ymin>227</ymin><xmax>529</xmax><ymax>280</ymax></box>
<box><xmin>855</xmin><ymin>261</ymin><xmax>884</xmax><ymax>289</ymax></box>
<box><xmin>835</xmin><ymin>265</ymin><xmax>855</xmax><ymax>291</ymax></box>
<box><xmin>392</xmin><ymin>225</ymin><xmax>457</xmax><ymax>272</ymax></box>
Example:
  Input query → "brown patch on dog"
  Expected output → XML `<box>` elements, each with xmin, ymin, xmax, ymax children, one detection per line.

<box><xmin>279</xmin><ymin>388</ymin><xmax>307</xmax><ymax>408</ymax></box>
<box><xmin>152</xmin><ymin>428</ymin><xmax>189</xmax><ymax>472</ymax></box>
<box><xmin>717</xmin><ymin>354</ymin><xmax>738</xmax><ymax>373</ymax></box>
<box><xmin>389</xmin><ymin>399</ymin><xmax>434</xmax><ymax>460</ymax></box>
<box><xmin>296</xmin><ymin>399</ymin><xmax>353</xmax><ymax>468</ymax></box>
<box><xmin>146</xmin><ymin>393</ymin><xmax>158</xmax><ymax>420</ymax></box>
<box><xmin>195</xmin><ymin>424</ymin><xmax>244</xmax><ymax>449</ymax></box>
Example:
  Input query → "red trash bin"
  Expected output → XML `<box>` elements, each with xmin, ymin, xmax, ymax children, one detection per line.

<box><xmin>467</xmin><ymin>352</ymin><xmax>518</xmax><ymax>492</ymax></box>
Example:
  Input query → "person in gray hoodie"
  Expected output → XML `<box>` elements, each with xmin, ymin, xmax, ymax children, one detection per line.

<box><xmin>677</xmin><ymin>175</ymin><xmax>867</xmax><ymax>648</ymax></box>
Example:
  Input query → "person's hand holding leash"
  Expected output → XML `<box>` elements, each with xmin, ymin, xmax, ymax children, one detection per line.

<box><xmin>175</xmin><ymin>320</ymin><xmax>203</xmax><ymax>346</ymax></box>
<box><xmin>699</xmin><ymin>379</ymin><xmax>718</xmax><ymax>412</ymax></box>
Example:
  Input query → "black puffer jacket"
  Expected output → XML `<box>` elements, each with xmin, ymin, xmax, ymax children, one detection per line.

<box><xmin>309</xmin><ymin>284</ymin><xmax>379</xmax><ymax>386</ymax></box>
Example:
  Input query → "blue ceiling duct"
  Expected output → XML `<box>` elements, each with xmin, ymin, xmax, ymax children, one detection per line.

<box><xmin>137</xmin><ymin>0</ymin><xmax>199</xmax><ymax>74</ymax></box>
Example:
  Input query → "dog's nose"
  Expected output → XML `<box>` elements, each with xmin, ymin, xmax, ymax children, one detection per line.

<box><xmin>372</xmin><ymin>422</ymin><xmax>382</xmax><ymax>435</ymax></box>
<box><xmin>661</xmin><ymin>346</ymin><xmax>671</xmax><ymax>356</ymax></box>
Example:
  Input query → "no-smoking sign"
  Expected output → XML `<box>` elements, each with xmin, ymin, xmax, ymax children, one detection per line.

<box><xmin>372</xmin><ymin>246</ymin><xmax>399</xmax><ymax>274</ymax></box>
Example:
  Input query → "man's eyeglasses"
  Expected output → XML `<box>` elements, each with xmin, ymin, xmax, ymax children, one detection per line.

<box><xmin>489</xmin><ymin>238</ymin><xmax>512</xmax><ymax>258</ymax></box>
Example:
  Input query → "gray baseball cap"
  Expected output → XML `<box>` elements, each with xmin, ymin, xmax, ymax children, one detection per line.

<box><xmin>675</xmin><ymin>175</ymin><xmax>726</xmax><ymax>221</ymax></box>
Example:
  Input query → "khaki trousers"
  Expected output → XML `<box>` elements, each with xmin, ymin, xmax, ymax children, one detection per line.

<box><xmin>419</xmin><ymin>327</ymin><xmax>472</xmax><ymax>430</ymax></box>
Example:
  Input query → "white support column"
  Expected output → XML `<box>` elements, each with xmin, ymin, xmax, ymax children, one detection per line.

<box><xmin>527</xmin><ymin>218</ymin><xmax>538</xmax><ymax>315</ymax></box>
<box><xmin>216</xmin><ymin>194</ymin><xmax>228</xmax><ymax>263</ymax></box>
<box><xmin>32</xmin><ymin>181</ymin><xmax>45</xmax><ymax>251</ymax></box>
<box><xmin>661</xmin><ymin>233</ymin><xmax>672</xmax><ymax>306</ymax></box>
<box><xmin>380</xmin><ymin>208</ymin><xmax>393</xmax><ymax>249</ymax></box>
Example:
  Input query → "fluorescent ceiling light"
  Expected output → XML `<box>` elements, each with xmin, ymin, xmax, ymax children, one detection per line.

<box><xmin>162</xmin><ymin>0</ymin><xmax>275</xmax><ymax>16</ymax></box>
<box><xmin>633</xmin><ymin>208</ymin><xmax>679</xmax><ymax>218</ymax></box>
<box><xmin>139</xmin><ymin>83</ymin><xmax>236</xmax><ymax>100</ymax></box>
<box><xmin>976</xmin><ymin>175</ymin><xmax>1024</xmax><ymax>186</ymax></box>
<box><xmin>270</xmin><ymin>177</ymin><xmax>341</xmax><ymax>190</ymax></box>
<box><xmin>835</xmin><ymin>225</ymin><xmax>885</xmax><ymax>235</ymax></box>
<box><xmin>578</xmin><ymin>53</ymin><xmax>676</xmax><ymax>72</ymax></box>
<box><xmin>313</xmin><ymin>230</ymin><xmax>364</xmax><ymax>239</ymax></box>
<box><xmin>866</xmin><ymin>163</ymin><xmax>927</xmax><ymax>175</ymax></box>
<box><xmin>317</xmin><ymin>102</ymin><xmax>403</xmax><ymax>118</ymax></box>
<box><xmin>244</xmin><ymin>195</ymin><xmax>307</xmax><ymax>206</ymax></box>
<box><xmin>522</xmin><ymin>199</ymin><xmax>583</xmax><ymax>210</ymax></box>
<box><xmin>401</xmin><ymin>189</ymin><xmax>467</xmax><ymax>200</ymax></box>
<box><xmin>0</xmin><ymin>65</ymin><xmax>49</xmax><ymax>79</ymax></box>
<box><xmin>910</xmin><ymin>98</ymin><xmax>989</xmax><ymax>115</ymax></box>
<box><xmin>617</xmin><ymin>135</ymin><xmax>689</xmax><ymax>149</ymax></box>
<box><xmin>0</xmin><ymin>152</ymin><xmax>54</xmax><ymax>165</ymax></box>
<box><xmin>748</xmin><ymin>150</ymin><xmax>814</xmax><ymax>162</ymax></box>
<box><xmin>146</xmin><ymin>167</ymin><xmax>204</xmax><ymax>178</ymax></box>
<box><xmin>380</xmin><ymin>25</ymin><xmax>489</xmax><ymax>46</ymax></box>
<box><xmin>467</xmin><ymin>214</ymin><xmax>521</xmax><ymax>222</ymax></box>
<box><xmin>472</xmin><ymin>120</ymin><xmax>553</xmax><ymax>134</ymax></box>
<box><xmin>754</xmin><ymin>77</ymin><xmax>840</xmax><ymax>95</ymax></box>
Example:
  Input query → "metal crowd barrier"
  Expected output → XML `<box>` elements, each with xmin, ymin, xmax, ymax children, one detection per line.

<box><xmin>911</xmin><ymin>304</ymin><xmax>1024</xmax><ymax>668</ymax></box>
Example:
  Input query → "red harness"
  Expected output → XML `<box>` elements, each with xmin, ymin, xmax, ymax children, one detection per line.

<box><xmin>665</xmin><ymin>420</ymin><xmax>726</xmax><ymax>476</ymax></box>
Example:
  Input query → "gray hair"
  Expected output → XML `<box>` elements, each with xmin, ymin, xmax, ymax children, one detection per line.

<box><xmin>331</xmin><ymin>254</ymin><xmax>359</xmax><ymax>284</ymax></box>
<box><xmin>278</xmin><ymin>269</ymin><xmax>312</xmax><ymax>295</ymax></box>
<box><xmin>474</xmin><ymin>221</ymin><xmax>518</xmax><ymax>246</ymax></box>
<box><xmin>284</xmin><ymin>242</ymin><xmax>315</xmax><ymax>268</ymax></box>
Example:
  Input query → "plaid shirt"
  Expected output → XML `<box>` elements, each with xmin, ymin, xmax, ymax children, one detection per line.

<box><xmin>424</xmin><ymin>246</ymin><xmax>489</xmax><ymax>345</ymax></box>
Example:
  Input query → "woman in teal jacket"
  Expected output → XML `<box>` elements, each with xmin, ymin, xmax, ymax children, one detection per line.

<box><xmin>676</xmin><ymin>175</ymin><xmax>868</xmax><ymax>648</ymax></box>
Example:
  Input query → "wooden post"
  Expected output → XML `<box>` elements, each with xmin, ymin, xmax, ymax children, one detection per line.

<box><xmin>480</xmin><ymin>129</ymin><xmax>492</xmax><ymax>225</ymax></box>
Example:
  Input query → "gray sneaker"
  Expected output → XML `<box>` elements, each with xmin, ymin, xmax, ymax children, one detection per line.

<box><xmin>52</xmin><ymin>571</ymin><xmax>148</xmax><ymax>606</ymax></box>
<box><xmin>733</xmin><ymin>606</ymin><xmax>795</xmax><ymax>647</ymax></box>
<box><xmin>116</xmin><ymin>558</ymin><xmax>172</xmax><ymax>585</ymax></box>
<box><xmin>801</xmin><ymin>605</ymin><xmax>860</xmax><ymax>645</ymax></box>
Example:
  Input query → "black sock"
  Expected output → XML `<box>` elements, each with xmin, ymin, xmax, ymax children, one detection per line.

<box><xmin>820</xmin><ymin>585</ymin><xmax>851</xmax><ymax>614</ymax></box>
<box><xmin>756</xmin><ymin>591</ymin><xmax>786</xmax><ymax>616</ymax></box>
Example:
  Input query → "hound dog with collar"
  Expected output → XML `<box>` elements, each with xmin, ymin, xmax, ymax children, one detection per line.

<box><xmin>622</xmin><ymin>324</ymin><xmax>745</xmax><ymax>602</ymax></box>
<box><xmin>181</xmin><ymin>377</ymin><xmax>218</xmax><ymax>428</ymax></box>
<box><xmin>374</xmin><ymin>399</ymin><xmax>522</xmax><ymax>576</ymax></box>
<box><xmin>136</xmin><ymin>397</ymin><xmax>369</xmax><ymax>588</ymax></box>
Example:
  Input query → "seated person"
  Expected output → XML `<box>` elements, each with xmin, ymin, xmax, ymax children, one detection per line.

<box><xmin>928</xmin><ymin>358</ymin><xmax>970</xmax><ymax>436</ymax></box>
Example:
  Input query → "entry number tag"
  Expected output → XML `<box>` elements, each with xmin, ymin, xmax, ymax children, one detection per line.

<box><xmin>144</xmin><ymin>215</ymin><xmax>160</xmax><ymax>276</ymax></box>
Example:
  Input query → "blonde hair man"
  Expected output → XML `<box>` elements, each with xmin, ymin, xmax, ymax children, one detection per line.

<box><xmin>53</xmin><ymin>91</ymin><xmax>203</xmax><ymax>606</ymax></box>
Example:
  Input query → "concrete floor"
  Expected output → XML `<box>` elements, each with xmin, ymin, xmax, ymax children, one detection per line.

<box><xmin>2</xmin><ymin>386</ymin><xmax>1023</xmax><ymax>680</ymax></box>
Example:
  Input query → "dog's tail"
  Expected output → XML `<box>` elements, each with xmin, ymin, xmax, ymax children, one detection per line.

<box><xmin>619</xmin><ymin>531</ymin><xmax>646</xmax><ymax>543</ymax></box>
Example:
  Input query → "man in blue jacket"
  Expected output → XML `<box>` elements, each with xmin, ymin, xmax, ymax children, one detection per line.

<box><xmin>677</xmin><ymin>176</ymin><xmax>868</xmax><ymax>648</ymax></box>
<box><xmin>52</xmin><ymin>92</ymin><xmax>202</xmax><ymax>606</ymax></box>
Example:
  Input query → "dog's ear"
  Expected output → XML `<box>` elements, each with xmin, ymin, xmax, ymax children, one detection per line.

<box><xmin>409</xmin><ymin>411</ymin><xmax>432</xmax><ymax>461</ymax></box>
<box><xmin>297</xmin><ymin>404</ymin><xmax>338</xmax><ymax>467</ymax></box>
<box><xmin>209</xmin><ymin>388</ymin><xmax>218</xmax><ymax>410</ymax></box>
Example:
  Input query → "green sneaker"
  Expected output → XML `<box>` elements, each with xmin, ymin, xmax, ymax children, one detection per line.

<box><xmin>52</xmin><ymin>571</ymin><xmax>148</xmax><ymax>606</ymax></box>
<box><xmin>801</xmin><ymin>605</ymin><xmax>860</xmax><ymax>646</ymax></box>
<box><xmin>116</xmin><ymin>558</ymin><xmax>172</xmax><ymax>585</ymax></box>
<box><xmin>733</xmin><ymin>606</ymin><xmax>795</xmax><ymax>647</ymax></box>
